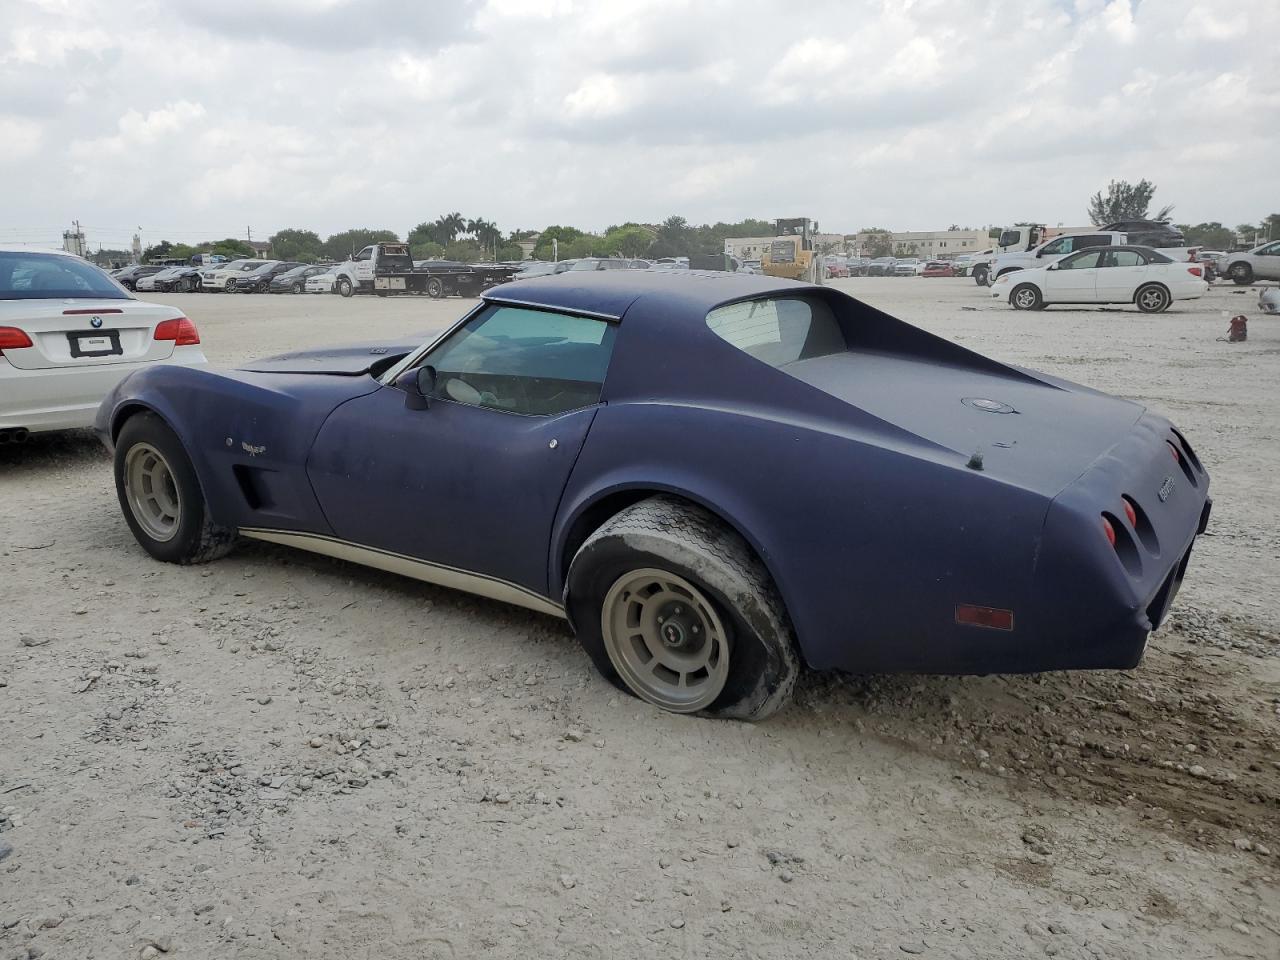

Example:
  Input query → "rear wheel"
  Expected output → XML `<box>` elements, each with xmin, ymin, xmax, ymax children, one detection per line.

<box><xmin>567</xmin><ymin>496</ymin><xmax>799</xmax><ymax>721</ymax></box>
<box><xmin>337</xmin><ymin>277</ymin><xmax>354</xmax><ymax>298</ymax></box>
<box><xmin>1229</xmin><ymin>262</ymin><xmax>1253</xmax><ymax>285</ymax></box>
<box><xmin>1010</xmin><ymin>284</ymin><xmax>1043</xmax><ymax>311</ymax></box>
<box><xmin>114</xmin><ymin>413</ymin><xmax>235</xmax><ymax>565</ymax></box>
<box><xmin>1135</xmin><ymin>283</ymin><xmax>1171</xmax><ymax>313</ymax></box>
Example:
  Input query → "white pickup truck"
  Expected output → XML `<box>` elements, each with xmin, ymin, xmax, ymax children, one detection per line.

<box><xmin>986</xmin><ymin>232</ymin><xmax>1200</xmax><ymax>284</ymax></box>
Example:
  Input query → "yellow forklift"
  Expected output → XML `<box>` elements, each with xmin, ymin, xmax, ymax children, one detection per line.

<box><xmin>762</xmin><ymin>218</ymin><xmax>816</xmax><ymax>281</ymax></box>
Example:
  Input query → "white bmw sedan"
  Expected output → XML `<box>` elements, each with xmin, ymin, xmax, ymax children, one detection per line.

<box><xmin>991</xmin><ymin>245</ymin><xmax>1208</xmax><ymax>313</ymax></box>
<box><xmin>0</xmin><ymin>248</ymin><xmax>207</xmax><ymax>441</ymax></box>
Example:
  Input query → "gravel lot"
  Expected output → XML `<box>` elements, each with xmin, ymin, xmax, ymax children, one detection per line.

<box><xmin>2</xmin><ymin>278</ymin><xmax>1277</xmax><ymax>960</ymax></box>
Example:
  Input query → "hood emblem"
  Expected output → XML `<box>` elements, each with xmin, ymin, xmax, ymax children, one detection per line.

<box><xmin>1158</xmin><ymin>477</ymin><xmax>1175</xmax><ymax>502</ymax></box>
<box><xmin>90</xmin><ymin>316</ymin><xmax>103</xmax><ymax>328</ymax></box>
<box><xmin>962</xmin><ymin>397</ymin><xmax>1018</xmax><ymax>415</ymax></box>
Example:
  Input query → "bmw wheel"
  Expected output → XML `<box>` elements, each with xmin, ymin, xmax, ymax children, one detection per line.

<box><xmin>567</xmin><ymin>496</ymin><xmax>799</xmax><ymax>721</ymax></box>
<box><xmin>1135</xmin><ymin>283</ymin><xmax>1171</xmax><ymax>313</ymax></box>
<box><xmin>337</xmin><ymin>277</ymin><xmax>354</xmax><ymax>298</ymax></box>
<box><xmin>1010</xmin><ymin>284</ymin><xmax>1043</xmax><ymax>311</ymax></box>
<box><xmin>114</xmin><ymin>412</ymin><xmax>235</xmax><ymax>565</ymax></box>
<box><xmin>1229</xmin><ymin>262</ymin><xmax>1253</xmax><ymax>285</ymax></box>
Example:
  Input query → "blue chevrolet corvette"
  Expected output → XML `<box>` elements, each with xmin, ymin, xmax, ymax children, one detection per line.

<box><xmin>95</xmin><ymin>271</ymin><xmax>1211</xmax><ymax>719</ymax></box>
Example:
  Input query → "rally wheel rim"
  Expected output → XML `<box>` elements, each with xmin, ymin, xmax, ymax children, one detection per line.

<box><xmin>124</xmin><ymin>443</ymin><xmax>182</xmax><ymax>543</ymax></box>
<box><xmin>601</xmin><ymin>568</ymin><xmax>730</xmax><ymax>713</ymax></box>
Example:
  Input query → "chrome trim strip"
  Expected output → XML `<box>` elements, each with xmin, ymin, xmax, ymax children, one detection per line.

<box><xmin>238</xmin><ymin>527</ymin><xmax>565</xmax><ymax>618</ymax></box>
<box><xmin>481</xmin><ymin>295</ymin><xmax>622</xmax><ymax>322</ymax></box>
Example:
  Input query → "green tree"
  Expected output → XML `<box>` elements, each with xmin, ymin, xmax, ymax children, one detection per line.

<box><xmin>495</xmin><ymin>242</ymin><xmax>525</xmax><ymax>262</ymax></box>
<box><xmin>648</xmin><ymin>216</ymin><xmax>693</xmax><ymax>258</ymax></box>
<box><xmin>1087</xmin><ymin>179</ymin><xmax>1173</xmax><ymax>225</ymax></box>
<box><xmin>269</xmin><ymin>228</ymin><xmax>323</xmax><ymax>262</ymax></box>
<box><xmin>442</xmin><ymin>239</ymin><xmax>483</xmax><ymax>263</ymax></box>
<box><xmin>857</xmin><ymin>228</ymin><xmax>894</xmax><ymax>258</ymax></box>
<box><xmin>410</xmin><ymin>241</ymin><xmax>446</xmax><ymax>260</ymax></box>
<box><xmin>141</xmin><ymin>240</ymin><xmax>174</xmax><ymax>261</ymax></box>
<box><xmin>205</xmin><ymin>238</ymin><xmax>255</xmax><ymax>259</ymax></box>
<box><xmin>322</xmin><ymin>228</ymin><xmax>400</xmax><ymax>261</ymax></box>
<box><xmin>532</xmin><ymin>225</ymin><xmax>585</xmax><ymax>261</ymax></box>
<box><xmin>601</xmin><ymin>223</ymin><xmax>653</xmax><ymax>257</ymax></box>
<box><xmin>1175</xmin><ymin>222</ymin><xmax>1235</xmax><ymax>250</ymax></box>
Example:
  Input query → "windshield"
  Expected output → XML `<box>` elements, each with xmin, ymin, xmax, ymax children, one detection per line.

<box><xmin>0</xmin><ymin>252</ymin><xmax>129</xmax><ymax>300</ymax></box>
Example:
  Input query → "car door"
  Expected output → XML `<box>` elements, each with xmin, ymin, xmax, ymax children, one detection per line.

<box><xmin>1253</xmin><ymin>241</ymin><xmax>1280</xmax><ymax>280</ymax></box>
<box><xmin>1095</xmin><ymin>249</ymin><xmax>1149</xmax><ymax>301</ymax></box>
<box><xmin>306</xmin><ymin>303</ymin><xmax>618</xmax><ymax>601</ymax></box>
<box><xmin>1042</xmin><ymin>249</ymin><xmax>1104</xmax><ymax>302</ymax></box>
<box><xmin>353</xmin><ymin>247</ymin><xmax>374</xmax><ymax>284</ymax></box>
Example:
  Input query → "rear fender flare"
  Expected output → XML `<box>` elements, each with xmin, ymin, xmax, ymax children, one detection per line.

<box><xmin>550</xmin><ymin>477</ymin><xmax>802</xmax><ymax>659</ymax></box>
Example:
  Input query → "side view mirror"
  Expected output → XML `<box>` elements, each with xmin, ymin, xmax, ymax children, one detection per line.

<box><xmin>395</xmin><ymin>365</ymin><xmax>436</xmax><ymax>410</ymax></box>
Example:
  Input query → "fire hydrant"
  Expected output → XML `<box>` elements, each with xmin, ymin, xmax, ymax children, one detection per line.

<box><xmin>1228</xmin><ymin>315</ymin><xmax>1248</xmax><ymax>342</ymax></box>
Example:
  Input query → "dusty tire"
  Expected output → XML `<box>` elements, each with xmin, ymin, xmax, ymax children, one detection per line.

<box><xmin>972</xmin><ymin>265</ymin><xmax>989</xmax><ymax>286</ymax></box>
<box><xmin>566</xmin><ymin>496</ymin><xmax>799</xmax><ymax>721</ymax></box>
<box><xmin>1135</xmin><ymin>283</ymin><xmax>1171</xmax><ymax>313</ymax></box>
<box><xmin>1010</xmin><ymin>283</ymin><xmax>1043</xmax><ymax>311</ymax></box>
<box><xmin>337</xmin><ymin>277</ymin><xmax>354</xmax><ymax>298</ymax></box>
<box><xmin>114</xmin><ymin>412</ymin><xmax>235</xmax><ymax>565</ymax></box>
<box><xmin>292</xmin><ymin>282</ymin><xmax>303</xmax><ymax>294</ymax></box>
<box><xmin>426</xmin><ymin>277</ymin><xmax>445</xmax><ymax>299</ymax></box>
<box><xmin>1229</xmin><ymin>262</ymin><xmax>1253</xmax><ymax>285</ymax></box>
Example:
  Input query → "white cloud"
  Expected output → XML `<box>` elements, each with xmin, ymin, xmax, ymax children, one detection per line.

<box><xmin>0</xmin><ymin>0</ymin><xmax>1276</xmax><ymax>250</ymax></box>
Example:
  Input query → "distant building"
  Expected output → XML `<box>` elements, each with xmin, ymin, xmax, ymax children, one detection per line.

<box><xmin>724</xmin><ymin>236</ymin><xmax>777</xmax><ymax>260</ymax></box>
<box><xmin>849</xmin><ymin>229</ymin><xmax>990</xmax><ymax>259</ymax></box>
<box><xmin>247</xmin><ymin>240</ymin><xmax>272</xmax><ymax>258</ymax></box>
<box><xmin>62</xmin><ymin>227</ymin><xmax>86</xmax><ymax>258</ymax></box>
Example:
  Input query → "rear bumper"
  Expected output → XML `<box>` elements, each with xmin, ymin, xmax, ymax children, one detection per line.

<box><xmin>0</xmin><ymin>350</ymin><xmax>207</xmax><ymax>432</ymax></box>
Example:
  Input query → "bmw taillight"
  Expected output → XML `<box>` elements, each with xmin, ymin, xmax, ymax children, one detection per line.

<box><xmin>0</xmin><ymin>326</ymin><xmax>34</xmax><ymax>355</ymax></box>
<box><xmin>154</xmin><ymin>317</ymin><xmax>200</xmax><ymax>346</ymax></box>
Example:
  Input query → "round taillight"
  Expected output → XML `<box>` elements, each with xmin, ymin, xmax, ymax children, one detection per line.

<box><xmin>1122</xmin><ymin>497</ymin><xmax>1138</xmax><ymax>528</ymax></box>
<box><xmin>1167</xmin><ymin>441</ymin><xmax>1181</xmax><ymax>463</ymax></box>
<box><xmin>1102</xmin><ymin>516</ymin><xmax>1116</xmax><ymax>547</ymax></box>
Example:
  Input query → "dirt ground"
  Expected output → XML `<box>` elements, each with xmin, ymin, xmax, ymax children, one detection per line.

<box><xmin>2</xmin><ymin>278</ymin><xmax>1277</xmax><ymax>960</ymax></box>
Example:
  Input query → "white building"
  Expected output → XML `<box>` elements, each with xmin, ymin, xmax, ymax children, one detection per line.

<box><xmin>849</xmin><ymin>229</ymin><xmax>991</xmax><ymax>259</ymax></box>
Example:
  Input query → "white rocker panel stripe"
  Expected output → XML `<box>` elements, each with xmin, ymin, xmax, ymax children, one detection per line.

<box><xmin>238</xmin><ymin>527</ymin><xmax>565</xmax><ymax>618</ymax></box>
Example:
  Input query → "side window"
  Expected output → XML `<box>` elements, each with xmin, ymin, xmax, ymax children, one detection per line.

<box><xmin>422</xmin><ymin>305</ymin><xmax>616</xmax><ymax>417</ymax></box>
<box><xmin>1108</xmin><ymin>250</ymin><xmax>1145</xmax><ymax>267</ymax></box>
<box><xmin>706</xmin><ymin>296</ymin><xmax>845</xmax><ymax>368</ymax></box>
<box><xmin>1078</xmin><ymin>235</ymin><xmax>1112</xmax><ymax>249</ymax></box>
<box><xmin>1059</xmin><ymin>251</ymin><xmax>1103</xmax><ymax>270</ymax></box>
<box><xmin>1041</xmin><ymin>238</ymin><xmax>1067</xmax><ymax>256</ymax></box>
<box><xmin>1259</xmin><ymin>242</ymin><xmax>1280</xmax><ymax>257</ymax></box>
<box><xmin>355</xmin><ymin>247</ymin><xmax>372</xmax><ymax>262</ymax></box>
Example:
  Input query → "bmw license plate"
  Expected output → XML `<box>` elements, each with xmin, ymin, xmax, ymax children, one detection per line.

<box><xmin>374</xmin><ymin>276</ymin><xmax>406</xmax><ymax>290</ymax></box>
<box><xmin>68</xmin><ymin>330</ymin><xmax>122</xmax><ymax>358</ymax></box>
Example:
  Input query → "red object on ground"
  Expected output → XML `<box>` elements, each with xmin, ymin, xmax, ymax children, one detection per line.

<box><xmin>1228</xmin><ymin>315</ymin><xmax>1248</xmax><ymax>343</ymax></box>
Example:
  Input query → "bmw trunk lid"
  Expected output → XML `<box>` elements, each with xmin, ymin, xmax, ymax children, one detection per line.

<box><xmin>0</xmin><ymin>300</ymin><xmax>179</xmax><ymax>370</ymax></box>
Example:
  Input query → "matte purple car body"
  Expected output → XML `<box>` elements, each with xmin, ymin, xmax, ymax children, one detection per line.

<box><xmin>94</xmin><ymin>272</ymin><xmax>1210</xmax><ymax>675</ymax></box>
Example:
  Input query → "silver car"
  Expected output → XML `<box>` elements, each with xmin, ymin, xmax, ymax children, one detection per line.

<box><xmin>1219</xmin><ymin>240</ymin><xmax>1280</xmax><ymax>285</ymax></box>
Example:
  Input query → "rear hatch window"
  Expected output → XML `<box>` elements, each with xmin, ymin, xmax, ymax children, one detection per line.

<box><xmin>706</xmin><ymin>296</ymin><xmax>845</xmax><ymax>369</ymax></box>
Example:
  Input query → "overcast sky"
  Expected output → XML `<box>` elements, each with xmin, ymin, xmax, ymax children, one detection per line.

<box><xmin>2</xmin><ymin>0</ymin><xmax>1275</xmax><ymax>250</ymax></box>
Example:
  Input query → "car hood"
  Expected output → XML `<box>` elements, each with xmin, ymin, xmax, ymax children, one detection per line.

<box><xmin>783</xmin><ymin>351</ymin><xmax>1145</xmax><ymax>497</ymax></box>
<box><xmin>239</xmin><ymin>338</ymin><xmax>425</xmax><ymax>375</ymax></box>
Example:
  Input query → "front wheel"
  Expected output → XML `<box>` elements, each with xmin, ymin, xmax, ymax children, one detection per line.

<box><xmin>1229</xmin><ymin>262</ymin><xmax>1253</xmax><ymax>285</ymax></box>
<box><xmin>566</xmin><ymin>496</ymin><xmax>799</xmax><ymax>721</ymax></box>
<box><xmin>114</xmin><ymin>413</ymin><xmax>235</xmax><ymax>565</ymax></box>
<box><xmin>972</xmin><ymin>265</ymin><xmax>989</xmax><ymax>286</ymax></box>
<box><xmin>337</xmin><ymin>277</ymin><xmax>354</xmax><ymax>298</ymax></box>
<box><xmin>292</xmin><ymin>282</ymin><xmax>303</xmax><ymax>294</ymax></box>
<box><xmin>1010</xmin><ymin>284</ymin><xmax>1043</xmax><ymax>310</ymax></box>
<box><xmin>1135</xmin><ymin>283</ymin><xmax>1171</xmax><ymax>313</ymax></box>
